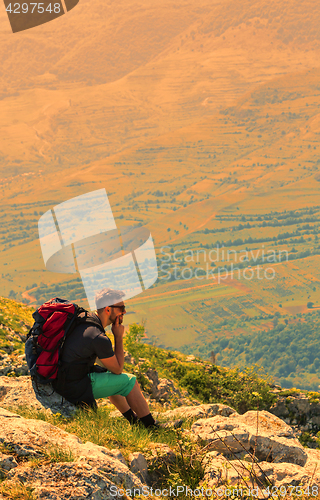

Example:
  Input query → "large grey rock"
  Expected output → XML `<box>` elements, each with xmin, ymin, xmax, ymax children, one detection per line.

<box><xmin>0</xmin><ymin>376</ymin><xmax>77</xmax><ymax>417</ymax></box>
<box><xmin>146</xmin><ymin>443</ymin><xmax>176</xmax><ymax>486</ymax></box>
<box><xmin>124</xmin><ymin>351</ymin><xmax>137</xmax><ymax>366</ymax></box>
<box><xmin>269</xmin><ymin>392</ymin><xmax>320</xmax><ymax>432</ymax></box>
<box><xmin>202</xmin><ymin>452</ymin><xmax>319</xmax><ymax>490</ymax></box>
<box><xmin>148</xmin><ymin>443</ymin><xmax>176</xmax><ymax>464</ymax></box>
<box><xmin>145</xmin><ymin>368</ymin><xmax>159</xmax><ymax>386</ymax></box>
<box><xmin>160</xmin><ymin>403</ymin><xmax>237</xmax><ymax>421</ymax></box>
<box><xmin>0</xmin><ymin>353</ymin><xmax>29</xmax><ymax>377</ymax></box>
<box><xmin>304</xmin><ymin>448</ymin><xmax>320</xmax><ymax>480</ymax></box>
<box><xmin>7</xmin><ymin>463</ymin><xmax>125</xmax><ymax>499</ymax></box>
<box><xmin>145</xmin><ymin>368</ymin><xmax>183</xmax><ymax>402</ymax></box>
<box><xmin>191</xmin><ymin>410</ymin><xmax>308</xmax><ymax>466</ymax></box>
<box><xmin>202</xmin><ymin>451</ymin><xmax>273</xmax><ymax>488</ymax></box>
<box><xmin>0</xmin><ymin>452</ymin><xmax>18</xmax><ymax>471</ymax></box>
<box><xmin>0</xmin><ymin>406</ymin><xmax>144</xmax><ymax>497</ymax></box>
<box><xmin>129</xmin><ymin>452</ymin><xmax>149</xmax><ymax>484</ymax></box>
<box><xmin>155</xmin><ymin>378</ymin><xmax>183</xmax><ymax>402</ymax></box>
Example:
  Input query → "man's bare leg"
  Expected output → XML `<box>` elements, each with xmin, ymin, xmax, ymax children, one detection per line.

<box><xmin>108</xmin><ymin>381</ymin><xmax>152</xmax><ymax>426</ymax></box>
<box><xmin>125</xmin><ymin>380</ymin><xmax>150</xmax><ymax>418</ymax></box>
<box><xmin>108</xmin><ymin>394</ymin><xmax>131</xmax><ymax>413</ymax></box>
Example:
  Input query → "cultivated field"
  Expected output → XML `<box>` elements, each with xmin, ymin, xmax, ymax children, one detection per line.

<box><xmin>1</xmin><ymin>0</ymin><xmax>320</xmax><ymax>389</ymax></box>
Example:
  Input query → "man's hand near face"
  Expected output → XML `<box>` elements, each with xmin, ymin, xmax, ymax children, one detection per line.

<box><xmin>112</xmin><ymin>315</ymin><xmax>124</xmax><ymax>335</ymax></box>
<box><xmin>100</xmin><ymin>314</ymin><xmax>125</xmax><ymax>374</ymax></box>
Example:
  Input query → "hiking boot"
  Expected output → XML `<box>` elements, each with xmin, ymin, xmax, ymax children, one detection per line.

<box><xmin>149</xmin><ymin>419</ymin><xmax>183</xmax><ymax>430</ymax></box>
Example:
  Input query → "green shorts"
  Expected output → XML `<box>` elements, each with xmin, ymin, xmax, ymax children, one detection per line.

<box><xmin>89</xmin><ymin>371</ymin><xmax>137</xmax><ymax>399</ymax></box>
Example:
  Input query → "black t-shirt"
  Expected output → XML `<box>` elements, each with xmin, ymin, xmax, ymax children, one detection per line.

<box><xmin>61</xmin><ymin>313</ymin><xmax>114</xmax><ymax>364</ymax></box>
<box><xmin>52</xmin><ymin>313</ymin><xmax>114</xmax><ymax>406</ymax></box>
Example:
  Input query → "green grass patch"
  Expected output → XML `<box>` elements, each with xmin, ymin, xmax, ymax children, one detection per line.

<box><xmin>0</xmin><ymin>482</ymin><xmax>36</xmax><ymax>500</ymax></box>
<box><xmin>124</xmin><ymin>324</ymin><xmax>277</xmax><ymax>414</ymax></box>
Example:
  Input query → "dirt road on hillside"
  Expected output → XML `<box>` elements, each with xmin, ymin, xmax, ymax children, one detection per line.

<box><xmin>22</xmin><ymin>288</ymin><xmax>37</xmax><ymax>303</ymax></box>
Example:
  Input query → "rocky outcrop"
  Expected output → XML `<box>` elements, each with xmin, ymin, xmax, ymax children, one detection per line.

<box><xmin>192</xmin><ymin>410</ymin><xmax>308</xmax><ymax>465</ymax></box>
<box><xmin>0</xmin><ymin>407</ymin><xmax>144</xmax><ymax>499</ymax></box>
<box><xmin>143</xmin><ymin>443</ymin><xmax>177</xmax><ymax>486</ymax></box>
<box><xmin>0</xmin><ymin>353</ymin><xmax>29</xmax><ymax>377</ymax></box>
<box><xmin>6</xmin><ymin>463</ymin><xmax>125</xmax><ymax>499</ymax></box>
<box><xmin>1</xmin><ymin>394</ymin><xmax>320</xmax><ymax>496</ymax></box>
<box><xmin>202</xmin><ymin>452</ymin><xmax>316</xmax><ymax>491</ymax></box>
<box><xmin>145</xmin><ymin>368</ymin><xmax>183</xmax><ymax>402</ymax></box>
<box><xmin>191</xmin><ymin>409</ymin><xmax>320</xmax><ymax>490</ymax></box>
<box><xmin>0</xmin><ymin>376</ymin><xmax>77</xmax><ymax>417</ymax></box>
<box><xmin>129</xmin><ymin>452</ymin><xmax>149</xmax><ymax>484</ymax></box>
<box><xmin>269</xmin><ymin>391</ymin><xmax>320</xmax><ymax>433</ymax></box>
<box><xmin>159</xmin><ymin>403</ymin><xmax>237</xmax><ymax>421</ymax></box>
<box><xmin>2</xmin><ymin>352</ymin><xmax>320</xmax><ymax>496</ymax></box>
<box><xmin>144</xmin><ymin>368</ymin><xmax>196</xmax><ymax>405</ymax></box>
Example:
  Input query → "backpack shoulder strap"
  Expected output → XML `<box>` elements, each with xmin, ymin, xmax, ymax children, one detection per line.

<box><xmin>76</xmin><ymin>310</ymin><xmax>105</xmax><ymax>334</ymax></box>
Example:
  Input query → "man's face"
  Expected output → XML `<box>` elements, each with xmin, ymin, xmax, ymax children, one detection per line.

<box><xmin>109</xmin><ymin>301</ymin><xmax>126</xmax><ymax>324</ymax></box>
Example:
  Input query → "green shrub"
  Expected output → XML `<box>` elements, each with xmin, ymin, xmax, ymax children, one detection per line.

<box><xmin>124</xmin><ymin>324</ymin><xmax>277</xmax><ymax>413</ymax></box>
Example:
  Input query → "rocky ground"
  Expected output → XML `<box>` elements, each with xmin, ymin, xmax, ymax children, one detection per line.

<box><xmin>1</xmin><ymin>343</ymin><xmax>320</xmax><ymax>498</ymax></box>
<box><xmin>1</xmin><ymin>373</ymin><xmax>320</xmax><ymax>498</ymax></box>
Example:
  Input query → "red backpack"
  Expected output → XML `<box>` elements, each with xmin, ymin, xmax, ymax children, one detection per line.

<box><xmin>25</xmin><ymin>297</ymin><xmax>104</xmax><ymax>384</ymax></box>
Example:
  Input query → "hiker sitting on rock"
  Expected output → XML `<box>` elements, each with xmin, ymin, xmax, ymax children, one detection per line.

<box><xmin>52</xmin><ymin>287</ymin><xmax>158</xmax><ymax>429</ymax></box>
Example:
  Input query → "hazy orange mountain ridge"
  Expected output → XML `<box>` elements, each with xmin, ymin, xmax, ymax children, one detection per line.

<box><xmin>0</xmin><ymin>0</ymin><xmax>320</xmax><ymax>179</ymax></box>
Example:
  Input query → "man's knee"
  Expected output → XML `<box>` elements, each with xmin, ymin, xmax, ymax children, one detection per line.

<box><xmin>128</xmin><ymin>379</ymin><xmax>140</xmax><ymax>393</ymax></box>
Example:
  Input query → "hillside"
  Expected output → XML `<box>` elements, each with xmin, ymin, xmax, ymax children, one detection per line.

<box><xmin>2</xmin><ymin>295</ymin><xmax>320</xmax><ymax>421</ymax></box>
<box><xmin>1</xmin><ymin>0</ymin><xmax>320</xmax><ymax>179</ymax></box>
<box><xmin>2</xmin><ymin>70</ymin><xmax>320</xmax><ymax>390</ymax></box>
<box><xmin>1</xmin><ymin>0</ymin><xmax>320</xmax><ymax>394</ymax></box>
<box><xmin>3</xmin><ymin>297</ymin><xmax>320</xmax><ymax>497</ymax></box>
<box><xmin>0</xmin><ymin>296</ymin><xmax>276</xmax><ymax>413</ymax></box>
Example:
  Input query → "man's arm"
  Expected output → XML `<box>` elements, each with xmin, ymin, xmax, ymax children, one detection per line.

<box><xmin>99</xmin><ymin>316</ymin><xmax>124</xmax><ymax>374</ymax></box>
